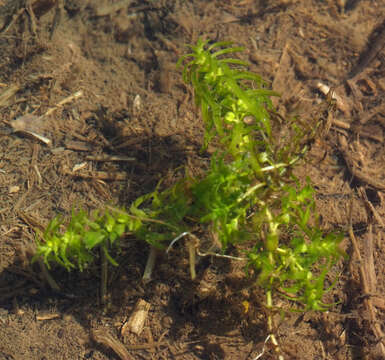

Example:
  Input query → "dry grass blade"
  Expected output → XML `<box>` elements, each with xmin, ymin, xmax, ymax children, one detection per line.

<box><xmin>95</xmin><ymin>0</ymin><xmax>134</xmax><ymax>16</ymax></box>
<box><xmin>0</xmin><ymin>84</ymin><xmax>19</xmax><ymax>107</ymax></box>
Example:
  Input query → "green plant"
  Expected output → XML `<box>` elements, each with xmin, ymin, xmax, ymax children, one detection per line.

<box><xmin>127</xmin><ymin>39</ymin><xmax>344</xmax><ymax>310</ymax></box>
<box><xmin>33</xmin><ymin>207</ymin><xmax>132</xmax><ymax>303</ymax></box>
<box><xmin>33</xmin><ymin>39</ymin><xmax>344</xmax><ymax>343</ymax></box>
<box><xmin>34</xmin><ymin>208</ymin><xmax>129</xmax><ymax>271</ymax></box>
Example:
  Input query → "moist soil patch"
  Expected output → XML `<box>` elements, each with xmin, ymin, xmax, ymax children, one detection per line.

<box><xmin>0</xmin><ymin>1</ymin><xmax>384</xmax><ymax>359</ymax></box>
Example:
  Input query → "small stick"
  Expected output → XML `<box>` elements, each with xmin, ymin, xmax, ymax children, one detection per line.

<box><xmin>91</xmin><ymin>329</ymin><xmax>131</xmax><ymax>360</ymax></box>
<box><xmin>1</xmin><ymin>7</ymin><xmax>25</xmax><ymax>35</ymax></box>
<box><xmin>64</xmin><ymin>140</ymin><xmax>93</xmax><ymax>152</ymax></box>
<box><xmin>26</xmin><ymin>0</ymin><xmax>38</xmax><ymax>36</ymax></box>
<box><xmin>19</xmin><ymin>129</ymin><xmax>52</xmax><ymax>145</ymax></box>
<box><xmin>358</xmin><ymin>187</ymin><xmax>384</xmax><ymax>228</ymax></box>
<box><xmin>360</xmin><ymin>103</ymin><xmax>385</xmax><ymax>125</ymax></box>
<box><xmin>93</xmin><ymin>328</ymin><xmax>168</xmax><ymax>353</ymax></box>
<box><xmin>86</xmin><ymin>155</ymin><xmax>135</xmax><ymax>162</ymax></box>
<box><xmin>63</xmin><ymin>169</ymin><xmax>128</xmax><ymax>181</ymax></box>
<box><xmin>332</xmin><ymin>119</ymin><xmax>350</xmax><ymax>130</ymax></box>
<box><xmin>332</xmin><ymin>119</ymin><xmax>382</xmax><ymax>142</ymax></box>
<box><xmin>43</xmin><ymin>90</ymin><xmax>83</xmax><ymax>118</ymax></box>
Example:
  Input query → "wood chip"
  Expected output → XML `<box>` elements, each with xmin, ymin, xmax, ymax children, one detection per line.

<box><xmin>8</xmin><ymin>185</ymin><xmax>20</xmax><ymax>194</ymax></box>
<box><xmin>64</xmin><ymin>140</ymin><xmax>94</xmax><ymax>152</ymax></box>
<box><xmin>9</xmin><ymin>114</ymin><xmax>52</xmax><ymax>146</ymax></box>
<box><xmin>121</xmin><ymin>299</ymin><xmax>151</xmax><ymax>336</ymax></box>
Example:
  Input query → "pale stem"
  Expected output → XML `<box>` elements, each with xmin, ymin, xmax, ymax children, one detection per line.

<box><xmin>266</xmin><ymin>290</ymin><xmax>284</xmax><ymax>360</ymax></box>
<box><xmin>142</xmin><ymin>246</ymin><xmax>157</xmax><ymax>283</ymax></box>
<box><xmin>187</xmin><ymin>239</ymin><xmax>196</xmax><ymax>280</ymax></box>
<box><xmin>100</xmin><ymin>247</ymin><xmax>108</xmax><ymax>305</ymax></box>
<box><xmin>38</xmin><ymin>259</ymin><xmax>60</xmax><ymax>291</ymax></box>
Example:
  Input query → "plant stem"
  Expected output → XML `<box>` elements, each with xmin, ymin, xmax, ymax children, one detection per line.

<box><xmin>187</xmin><ymin>238</ymin><xmax>196</xmax><ymax>280</ymax></box>
<box><xmin>142</xmin><ymin>246</ymin><xmax>157</xmax><ymax>283</ymax></box>
<box><xmin>266</xmin><ymin>290</ymin><xmax>284</xmax><ymax>360</ymax></box>
<box><xmin>38</xmin><ymin>259</ymin><xmax>60</xmax><ymax>291</ymax></box>
<box><xmin>100</xmin><ymin>247</ymin><xmax>108</xmax><ymax>305</ymax></box>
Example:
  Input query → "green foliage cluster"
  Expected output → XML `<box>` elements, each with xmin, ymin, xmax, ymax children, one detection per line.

<box><xmin>34</xmin><ymin>39</ymin><xmax>344</xmax><ymax>312</ymax></box>
<box><xmin>34</xmin><ymin>208</ymin><xmax>129</xmax><ymax>271</ymax></box>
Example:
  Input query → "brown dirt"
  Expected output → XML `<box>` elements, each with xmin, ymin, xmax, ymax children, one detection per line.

<box><xmin>0</xmin><ymin>0</ymin><xmax>384</xmax><ymax>359</ymax></box>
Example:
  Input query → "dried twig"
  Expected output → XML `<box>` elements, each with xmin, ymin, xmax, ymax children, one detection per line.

<box><xmin>86</xmin><ymin>155</ymin><xmax>135</xmax><ymax>162</ymax></box>
<box><xmin>360</xmin><ymin>103</ymin><xmax>385</xmax><ymax>125</ymax></box>
<box><xmin>92</xmin><ymin>328</ymin><xmax>168</xmax><ymax>358</ymax></box>
<box><xmin>43</xmin><ymin>90</ymin><xmax>83</xmax><ymax>118</ymax></box>
<box><xmin>26</xmin><ymin>0</ymin><xmax>38</xmax><ymax>36</ymax></box>
<box><xmin>62</xmin><ymin>168</ymin><xmax>128</xmax><ymax>181</ymax></box>
<box><xmin>358</xmin><ymin>187</ymin><xmax>384</xmax><ymax>228</ymax></box>
<box><xmin>91</xmin><ymin>329</ymin><xmax>131</xmax><ymax>360</ymax></box>
<box><xmin>0</xmin><ymin>7</ymin><xmax>24</xmax><ymax>34</ymax></box>
<box><xmin>64</xmin><ymin>140</ymin><xmax>94</xmax><ymax>152</ymax></box>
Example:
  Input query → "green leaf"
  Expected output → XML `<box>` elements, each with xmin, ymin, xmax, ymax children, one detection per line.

<box><xmin>84</xmin><ymin>231</ymin><xmax>106</xmax><ymax>249</ymax></box>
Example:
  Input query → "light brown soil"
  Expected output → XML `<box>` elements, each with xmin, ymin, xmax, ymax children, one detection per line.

<box><xmin>0</xmin><ymin>1</ymin><xmax>384</xmax><ymax>359</ymax></box>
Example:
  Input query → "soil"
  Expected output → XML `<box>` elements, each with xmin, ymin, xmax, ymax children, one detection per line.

<box><xmin>0</xmin><ymin>0</ymin><xmax>384</xmax><ymax>359</ymax></box>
